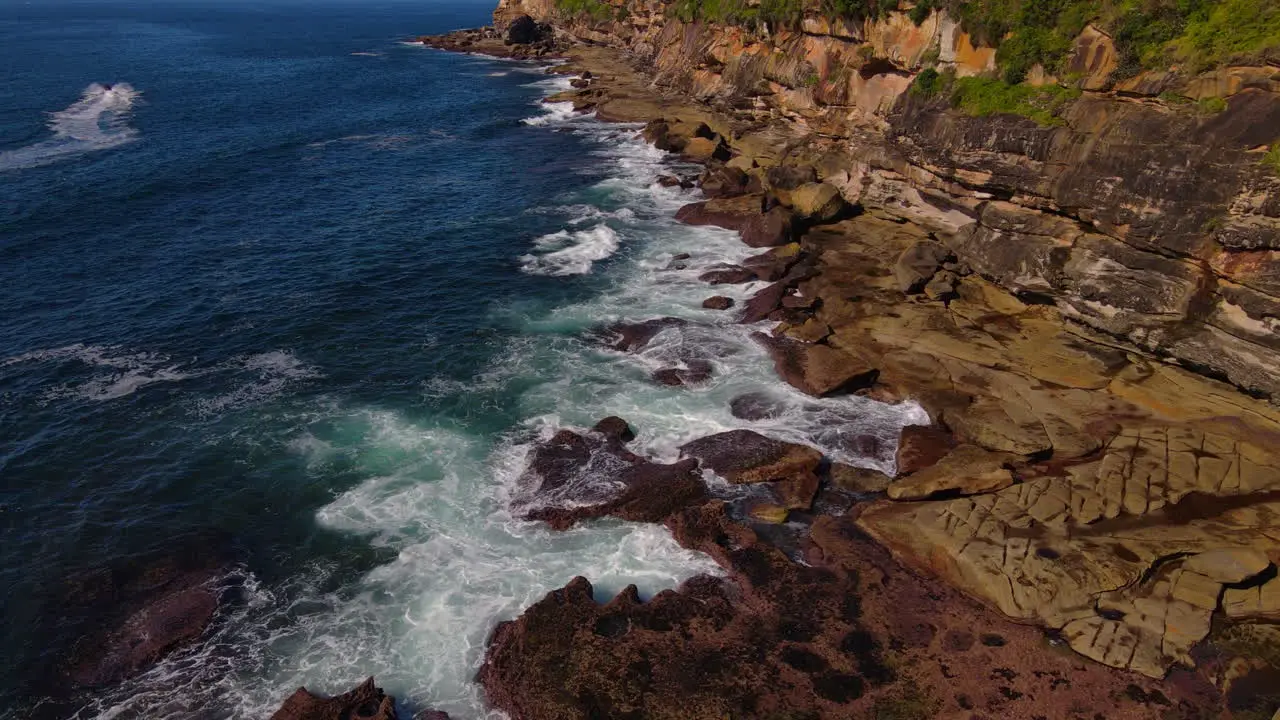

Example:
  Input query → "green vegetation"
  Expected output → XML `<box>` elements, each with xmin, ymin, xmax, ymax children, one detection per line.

<box><xmin>938</xmin><ymin>0</ymin><xmax>1280</xmax><ymax>81</ymax></box>
<box><xmin>666</xmin><ymin>0</ymin><xmax>1278</xmax><ymax>85</ymax></box>
<box><xmin>670</xmin><ymin>0</ymin><xmax>900</xmax><ymax>28</ymax></box>
<box><xmin>1265</xmin><ymin>144</ymin><xmax>1280</xmax><ymax>175</ymax></box>
<box><xmin>910</xmin><ymin>68</ymin><xmax>1080</xmax><ymax>125</ymax></box>
<box><xmin>555</xmin><ymin>0</ymin><xmax>616</xmax><ymax>21</ymax></box>
<box><xmin>1195</xmin><ymin>95</ymin><xmax>1228</xmax><ymax>113</ymax></box>
<box><xmin>951</xmin><ymin>75</ymin><xmax>1081</xmax><ymax>124</ymax></box>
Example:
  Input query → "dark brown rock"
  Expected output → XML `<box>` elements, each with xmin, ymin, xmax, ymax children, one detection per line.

<box><xmin>270</xmin><ymin>678</ymin><xmax>406</xmax><ymax>720</ymax></box>
<box><xmin>60</xmin><ymin>535</ymin><xmax>232</xmax><ymax>689</ymax></box>
<box><xmin>505</xmin><ymin>15</ymin><xmax>549</xmax><ymax>45</ymax></box>
<box><xmin>592</xmin><ymin>416</ymin><xmax>636</xmax><ymax>443</ymax></box>
<box><xmin>742</xmin><ymin>245</ymin><xmax>803</xmax><ymax>282</ymax></box>
<box><xmin>674</xmin><ymin>194</ymin><xmax>761</xmax><ymax>232</ymax></box>
<box><xmin>702</xmin><ymin>295</ymin><xmax>735</xmax><ymax>310</ymax></box>
<box><xmin>699</xmin><ymin>165</ymin><xmax>750</xmax><ymax>198</ymax></box>
<box><xmin>519</xmin><ymin>421</ymin><xmax>708</xmax><ymax>530</ymax></box>
<box><xmin>729</xmin><ymin>391</ymin><xmax>789</xmax><ymax>421</ymax></box>
<box><xmin>754</xmin><ymin>333</ymin><xmax>879</xmax><ymax>397</ymax></box>
<box><xmin>651</xmin><ymin>359</ymin><xmax>714</xmax><ymax>386</ymax></box>
<box><xmin>595</xmin><ymin>317</ymin><xmax>687</xmax><ymax>352</ymax></box>
<box><xmin>739</xmin><ymin>282</ymin><xmax>790</xmax><ymax>323</ymax></box>
<box><xmin>698</xmin><ymin>265</ymin><xmax>755</xmax><ymax>285</ymax></box>
<box><xmin>894</xmin><ymin>424</ymin><xmax>956</xmax><ymax>476</ymax></box>
<box><xmin>740</xmin><ymin>206</ymin><xmax>795</xmax><ymax>248</ymax></box>
<box><xmin>679</xmin><ymin>429</ymin><xmax>822</xmax><ymax>485</ymax></box>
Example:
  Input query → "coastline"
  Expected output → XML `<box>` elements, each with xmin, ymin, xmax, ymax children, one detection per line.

<box><xmin>383</xmin><ymin>21</ymin><xmax>1280</xmax><ymax>720</ymax></box>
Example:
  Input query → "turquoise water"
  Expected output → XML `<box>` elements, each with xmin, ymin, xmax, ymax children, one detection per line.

<box><xmin>0</xmin><ymin>2</ymin><xmax>926</xmax><ymax>716</ymax></box>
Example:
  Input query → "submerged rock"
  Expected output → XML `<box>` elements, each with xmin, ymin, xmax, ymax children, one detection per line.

<box><xmin>519</xmin><ymin>420</ymin><xmax>708</xmax><ymax>530</ymax></box>
<box><xmin>59</xmin><ymin>533</ymin><xmax>233</xmax><ymax>689</ymax></box>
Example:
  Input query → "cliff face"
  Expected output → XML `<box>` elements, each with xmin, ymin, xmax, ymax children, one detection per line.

<box><xmin>497</xmin><ymin>0</ymin><xmax>1280</xmax><ymax>400</ymax></box>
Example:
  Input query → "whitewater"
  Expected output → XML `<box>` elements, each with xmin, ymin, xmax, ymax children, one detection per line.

<box><xmin>0</xmin><ymin>9</ymin><xmax>924</xmax><ymax>718</ymax></box>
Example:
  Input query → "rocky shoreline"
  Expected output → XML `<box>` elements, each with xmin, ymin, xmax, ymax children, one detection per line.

<box><xmin>396</xmin><ymin>16</ymin><xmax>1280</xmax><ymax>720</ymax></box>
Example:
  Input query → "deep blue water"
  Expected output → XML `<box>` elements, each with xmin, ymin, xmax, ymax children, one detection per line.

<box><xmin>0</xmin><ymin>1</ymin><xmax>624</xmax><ymax>714</ymax></box>
<box><xmin>0</xmin><ymin>2</ymin><xmax>922</xmax><ymax>717</ymax></box>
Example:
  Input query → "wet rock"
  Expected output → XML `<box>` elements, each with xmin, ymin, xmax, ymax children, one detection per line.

<box><xmin>656</xmin><ymin>174</ymin><xmax>692</xmax><ymax>189</ymax></box>
<box><xmin>894</xmin><ymin>241</ymin><xmax>951</xmax><ymax>294</ymax></box>
<box><xmin>729</xmin><ymin>391</ymin><xmax>789</xmax><ymax>421</ymax></box>
<box><xmin>702</xmin><ymin>296</ymin><xmax>735</xmax><ymax>310</ymax></box>
<box><xmin>740</xmin><ymin>206</ymin><xmax>795</xmax><ymax>248</ymax></box>
<box><xmin>642</xmin><ymin>119</ymin><xmax>686</xmax><ymax>153</ymax></box>
<box><xmin>595</xmin><ymin>317</ymin><xmax>687</xmax><ymax>352</ymax></box>
<box><xmin>520</xmin><ymin>423</ymin><xmax>708</xmax><ymax>530</ymax></box>
<box><xmin>270</xmin><ymin>677</ymin><xmax>400</xmax><ymax>720</ymax></box>
<box><xmin>699</xmin><ymin>165</ymin><xmax>750</xmax><ymax>198</ymax></box>
<box><xmin>895</xmin><ymin>425</ymin><xmax>956</xmax><ymax>476</ymax></box>
<box><xmin>60</xmin><ymin>534</ymin><xmax>232</xmax><ymax>689</ymax></box>
<box><xmin>754</xmin><ymin>333</ymin><xmax>879</xmax><ymax>397</ymax></box>
<box><xmin>698</xmin><ymin>265</ymin><xmax>755</xmax><ymax>285</ymax></box>
<box><xmin>652</xmin><ymin>359</ymin><xmax>714</xmax><ymax>386</ymax></box>
<box><xmin>739</xmin><ymin>282</ymin><xmax>790</xmax><ymax>323</ymax></box>
<box><xmin>680</xmin><ymin>429</ymin><xmax>821</xmax><ymax>485</ymax></box>
<box><xmin>592</xmin><ymin>416</ymin><xmax>636</xmax><ymax>443</ymax></box>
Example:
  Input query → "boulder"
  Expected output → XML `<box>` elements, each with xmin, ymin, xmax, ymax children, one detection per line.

<box><xmin>699</xmin><ymin>165</ymin><xmax>750</xmax><ymax>199</ymax></box>
<box><xmin>729</xmin><ymin>391</ymin><xmax>789</xmax><ymax>421</ymax></box>
<box><xmin>923</xmin><ymin>270</ymin><xmax>959</xmax><ymax>301</ymax></box>
<box><xmin>682</xmin><ymin>136</ymin><xmax>729</xmax><ymax>163</ymax></box>
<box><xmin>674</xmin><ymin>195</ymin><xmax>762</xmax><ymax>232</ymax></box>
<box><xmin>519</xmin><ymin>423</ymin><xmax>709</xmax><ymax>530</ymax></box>
<box><xmin>680</xmin><ymin>429</ymin><xmax>822</xmax><ymax>485</ymax></box>
<box><xmin>886</xmin><ymin>444</ymin><xmax>1014</xmax><ymax>501</ymax></box>
<box><xmin>702</xmin><ymin>296</ymin><xmax>735</xmax><ymax>310</ymax></box>
<box><xmin>894</xmin><ymin>241</ymin><xmax>951</xmax><ymax>294</ymax></box>
<box><xmin>740</xmin><ymin>206</ymin><xmax>795</xmax><ymax>248</ymax></box>
<box><xmin>595</xmin><ymin>317</ymin><xmax>687</xmax><ymax>352</ymax></box>
<box><xmin>764</xmin><ymin>165</ymin><xmax>818</xmax><ymax>199</ymax></box>
<box><xmin>754</xmin><ymin>334</ymin><xmax>879</xmax><ymax>397</ymax></box>
<box><xmin>739</xmin><ymin>282</ymin><xmax>790</xmax><ymax>323</ymax></box>
<box><xmin>270</xmin><ymin>678</ymin><xmax>407</xmax><ymax>720</ymax></box>
<box><xmin>698</xmin><ymin>265</ymin><xmax>756</xmax><ymax>285</ymax></box>
<box><xmin>643</xmin><ymin>120</ymin><xmax>686</xmax><ymax>153</ymax></box>
<box><xmin>652</xmin><ymin>359</ymin><xmax>714</xmax><ymax>387</ymax></box>
<box><xmin>828</xmin><ymin>464</ymin><xmax>893</xmax><ymax>494</ymax></box>
<box><xmin>505</xmin><ymin>15</ymin><xmax>548</xmax><ymax>45</ymax></box>
<box><xmin>742</xmin><ymin>243</ymin><xmax>803</xmax><ymax>281</ymax></box>
<box><xmin>787</xmin><ymin>183</ymin><xmax>846</xmax><ymax>223</ymax></box>
<box><xmin>592</xmin><ymin>416</ymin><xmax>636</xmax><ymax>443</ymax></box>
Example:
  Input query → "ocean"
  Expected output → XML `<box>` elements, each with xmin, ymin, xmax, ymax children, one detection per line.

<box><xmin>0</xmin><ymin>1</ymin><xmax>926</xmax><ymax>717</ymax></box>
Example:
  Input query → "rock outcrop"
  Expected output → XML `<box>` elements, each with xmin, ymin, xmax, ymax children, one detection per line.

<box><xmin>270</xmin><ymin>678</ymin><xmax>450</xmax><ymax>720</ymax></box>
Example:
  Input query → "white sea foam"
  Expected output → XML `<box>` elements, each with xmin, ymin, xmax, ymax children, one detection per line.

<box><xmin>69</xmin><ymin>62</ymin><xmax>930</xmax><ymax>720</ymax></box>
<box><xmin>2</xmin><ymin>343</ymin><xmax>197</xmax><ymax>402</ymax></box>
<box><xmin>193</xmin><ymin>350</ymin><xmax>323</xmax><ymax>417</ymax></box>
<box><xmin>0</xmin><ymin>83</ymin><xmax>141</xmax><ymax>171</ymax></box>
<box><xmin>519</xmin><ymin>223</ymin><xmax>621</xmax><ymax>276</ymax></box>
